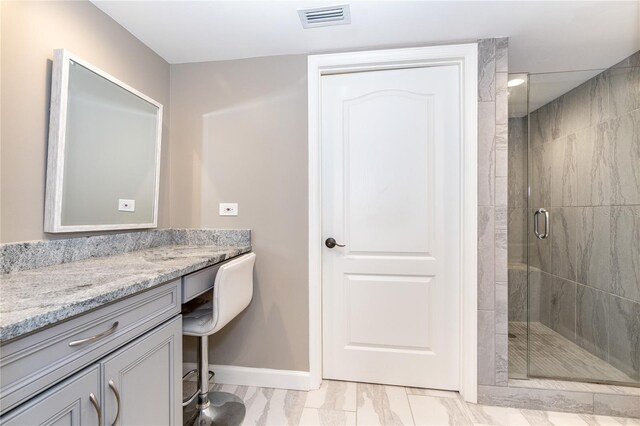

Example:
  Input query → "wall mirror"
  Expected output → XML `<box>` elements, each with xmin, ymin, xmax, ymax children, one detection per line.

<box><xmin>44</xmin><ymin>49</ymin><xmax>162</xmax><ymax>233</ymax></box>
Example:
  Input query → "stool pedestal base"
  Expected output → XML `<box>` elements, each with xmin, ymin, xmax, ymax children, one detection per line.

<box><xmin>183</xmin><ymin>391</ymin><xmax>246</xmax><ymax>426</ymax></box>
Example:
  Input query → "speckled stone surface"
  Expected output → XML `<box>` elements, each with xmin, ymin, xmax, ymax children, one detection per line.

<box><xmin>172</xmin><ymin>229</ymin><xmax>251</xmax><ymax>247</ymax></box>
<box><xmin>0</xmin><ymin>244</ymin><xmax>251</xmax><ymax>342</ymax></box>
<box><xmin>0</xmin><ymin>229</ymin><xmax>250</xmax><ymax>274</ymax></box>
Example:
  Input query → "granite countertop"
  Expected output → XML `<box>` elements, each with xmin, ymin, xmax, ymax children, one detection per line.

<box><xmin>0</xmin><ymin>244</ymin><xmax>251</xmax><ymax>342</ymax></box>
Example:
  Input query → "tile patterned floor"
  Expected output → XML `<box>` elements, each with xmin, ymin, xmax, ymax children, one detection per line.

<box><xmin>509</xmin><ymin>322</ymin><xmax>638</xmax><ymax>385</ymax></box>
<box><xmin>185</xmin><ymin>379</ymin><xmax>640</xmax><ymax>425</ymax></box>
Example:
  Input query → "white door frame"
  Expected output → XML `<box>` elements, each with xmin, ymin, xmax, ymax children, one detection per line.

<box><xmin>307</xmin><ymin>44</ymin><xmax>478</xmax><ymax>403</ymax></box>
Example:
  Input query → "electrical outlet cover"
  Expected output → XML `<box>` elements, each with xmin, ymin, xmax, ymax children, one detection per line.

<box><xmin>118</xmin><ymin>199</ymin><xmax>135</xmax><ymax>212</ymax></box>
<box><xmin>219</xmin><ymin>203</ymin><xmax>238</xmax><ymax>216</ymax></box>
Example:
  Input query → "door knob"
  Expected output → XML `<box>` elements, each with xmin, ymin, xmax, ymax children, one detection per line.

<box><xmin>325</xmin><ymin>238</ymin><xmax>345</xmax><ymax>248</ymax></box>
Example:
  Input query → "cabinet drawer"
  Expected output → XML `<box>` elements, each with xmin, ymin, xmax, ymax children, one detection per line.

<box><xmin>0</xmin><ymin>365</ymin><xmax>101</xmax><ymax>425</ymax></box>
<box><xmin>0</xmin><ymin>279</ymin><xmax>180</xmax><ymax>415</ymax></box>
<box><xmin>182</xmin><ymin>262</ymin><xmax>224</xmax><ymax>303</ymax></box>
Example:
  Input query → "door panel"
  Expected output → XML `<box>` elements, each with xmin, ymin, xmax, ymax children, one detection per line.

<box><xmin>321</xmin><ymin>65</ymin><xmax>461</xmax><ymax>389</ymax></box>
<box><xmin>101</xmin><ymin>316</ymin><xmax>182</xmax><ymax>426</ymax></box>
<box><xmin>345</xmin><ymin>275</ymin><xmax>433</xmax><ymax>350</ymax></box>
<box><xmin>344</xmin><ymin>89</ymin><xmax>434</xmax><ymax>255</ymax></box>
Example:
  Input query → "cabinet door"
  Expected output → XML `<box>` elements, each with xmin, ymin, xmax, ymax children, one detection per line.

<box><xmin>101</xmin><ymin>316</ymin><xmax>182</xmax><ymax>426</ymax></box>
<box><xmin>0</xmin><ymin>365</ymin><xmax>101</xmax><ymax>426</ymax></box>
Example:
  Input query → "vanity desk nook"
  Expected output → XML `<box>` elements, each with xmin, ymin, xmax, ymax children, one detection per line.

<box><xmin>0</xmin><ymin>50</ymin><xmax>254</xmax><ymax>425</ymax></box>
<box><xmin>0</xmin><ymin>230</ymin><xmax>251</xmax><ymax>425</ymax></box>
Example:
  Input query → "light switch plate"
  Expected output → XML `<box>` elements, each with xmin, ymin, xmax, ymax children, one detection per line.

<box><xmin>118</xmin><ymin>199</ymin><xmax>135</xmax><ymax>212</ymax></box>
<box><xmin>219</xmin><ymin>203</ymin><xmax>238</xmax><ymax>216</ymax></box>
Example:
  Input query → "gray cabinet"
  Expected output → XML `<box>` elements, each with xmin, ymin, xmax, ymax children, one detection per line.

<box><xmin>1</xmin><ymin>317</ymin><xmax>181</xmax><ymax>426</ymax></box>
<box><xmin>0</xmin><ymin>279</ymin><xmax>181</xmax><ymax>415</ymax></box>
<box><xmin>0</xmin><ymin>365</ymin><xmax>101</xmax><ymax>425</ymax></box>
<box><xmin>0</xmin><ymin>275</ymin><xmax>183</xmax><ymax>426</ymax></box>
<box><xmin>101</xmin><ymin>316</ymin><xmax>182</xmax><ymax>426</ymax></box>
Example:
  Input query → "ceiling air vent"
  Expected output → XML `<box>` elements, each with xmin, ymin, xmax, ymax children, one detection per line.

<box><xmin>298</xmin><ymin>4</ymin><xmax>351</xmax><ymax>29</ymax></box>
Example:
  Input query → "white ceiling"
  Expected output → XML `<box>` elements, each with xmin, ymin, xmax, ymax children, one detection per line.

<box><xmin>92</xmin><ymin>0</ymin><xmax>638</xmax><ymax>110</ymax></box>
<box><xmin>92</xmin><ymin>0</ymin><xmax>639</xmax><ymax>74</ymax></box>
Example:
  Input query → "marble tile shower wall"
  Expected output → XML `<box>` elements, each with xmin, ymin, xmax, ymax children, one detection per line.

<box><xmin>477</xmin><ymin>38</ymin><xmax>510</xmax><ymax>388</ymax></box>
<box><xmin>528</xmin><ymin>51</ymin><xmax>640</xmax><ymax>381</ymax></box>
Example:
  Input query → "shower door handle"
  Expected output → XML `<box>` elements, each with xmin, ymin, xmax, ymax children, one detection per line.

<box><xmin>533</xmin><ymin>208</ymin><xmax>549</xmax><ymax>239</ymax></box>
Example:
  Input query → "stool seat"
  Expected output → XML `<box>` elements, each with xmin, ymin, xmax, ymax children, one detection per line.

<box><xmin>183</xmin><ymin>300</ymin><xmax>216</xmax><ymax>335</ymax></box>
<box><xmin>182</xmin><ymin>252</ymin><xmax>256</xmax><ymax>426</ymax></box>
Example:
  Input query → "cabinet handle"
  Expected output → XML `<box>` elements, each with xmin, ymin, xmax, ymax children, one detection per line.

<box><xmin>108</xmin><ymin>380</ymin><xmax>121</xmax><ymax>426</ymax></box>
<box><xmin>68</xmin><ymin>322</ymin><xmax>119</xmax><ymax>347</ymax></box>
<box><xmin>89</xmin><ymin>392</ymin><xmax>103</xmax><ymax>426</ymax></box>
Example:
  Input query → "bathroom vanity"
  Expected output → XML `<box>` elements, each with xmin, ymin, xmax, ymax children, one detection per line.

<box><xmin>0</xmin><ymin>230</ymin><xmax>251</xmax><ymax>424</ymax></box>
<box><xmin>0</xmin><ymin>49</ymin><xmax>255</xmax><ymax>424</ymax></box>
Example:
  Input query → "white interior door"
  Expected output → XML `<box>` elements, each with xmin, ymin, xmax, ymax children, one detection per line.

<box><xmin>321</xmin><ymin>65</ymin><xmax>461</xmax><ymax>390</ymax></box>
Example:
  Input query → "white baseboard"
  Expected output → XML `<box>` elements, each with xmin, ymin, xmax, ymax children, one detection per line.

<box><xmin>183</xmin><ymin>363</ymin><xmax>311</xmax><ymax>391</ymax></box>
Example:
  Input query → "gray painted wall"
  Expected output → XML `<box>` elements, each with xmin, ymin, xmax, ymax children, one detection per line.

<box><xmin>0</xmin><ymin>0</ymin><xmax>171</xmax><ymax>243</ymax></box>
<box><xmin>170</xmin><ymin>56</ymin><xmax>310</xmax><ymax>371</ymax></box>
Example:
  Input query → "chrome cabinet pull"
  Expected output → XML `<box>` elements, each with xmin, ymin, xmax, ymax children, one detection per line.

<box><xmin>68</xmin><ymin>322</ymin><xmax>119</xmax><ymax>347</ymax></box>
<box><xmin>108</xmin><ymin>380</ymin><xmax>121</xmax><ymax>426</ymax></box>
<box><xmin>89</xmin><ymin>392</ymin><xmax>103</xmax><ymax>426</ymax></box>
<box><xmin>533</xmin><ymin>208</ymin><xmax>550</xmax><ymax>239</ymax></box>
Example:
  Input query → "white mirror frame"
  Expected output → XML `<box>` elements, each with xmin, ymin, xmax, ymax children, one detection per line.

<box><xmin>44</xmin><ymin>49</ymin><xmax>163</xmax><ymax>233</ymax></box>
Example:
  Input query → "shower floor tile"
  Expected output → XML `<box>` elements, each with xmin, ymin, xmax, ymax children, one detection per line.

<box><xmin>508</xmin><ymin>321</ymin><xmax>639</xmax><ymax>385</ymax></box>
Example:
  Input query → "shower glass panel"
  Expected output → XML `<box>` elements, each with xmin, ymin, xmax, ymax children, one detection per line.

<box><xmin>506</xmin><ymin>73</ymin><xmax>529</xmax><ymax>380</ymax></box>
<box><xmin>510</xmin><ymin>51</ymin><xmax>640</xmax><ymax>386</ymax></box>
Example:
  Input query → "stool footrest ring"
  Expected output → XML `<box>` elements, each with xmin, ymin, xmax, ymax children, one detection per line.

<box><xmin>182</xmin><ymin>370</ymin><xmax>214</xmax><ymax>407</ymax></box>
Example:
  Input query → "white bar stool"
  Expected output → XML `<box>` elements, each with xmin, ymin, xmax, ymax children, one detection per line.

<box><xmin>182</xmin><ymin>252</ymin><xmax>256</xmax><ymax>426</ymax></box>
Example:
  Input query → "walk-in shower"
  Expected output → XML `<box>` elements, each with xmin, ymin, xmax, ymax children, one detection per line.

<box><xmin>507</xmin><ymin>51</ymin><xmax>639</xmax><ymax>387</ymax></box>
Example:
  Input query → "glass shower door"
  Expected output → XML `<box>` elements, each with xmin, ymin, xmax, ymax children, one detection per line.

<box><xmin>525</xmin><ymin>58</ymin><xmax>640</xmax><ymax>386</ymax></box>
<box><xmin>506</xmin><ymin>73</ymin><xmax>529</xmax><ymax>380</ymax></box>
